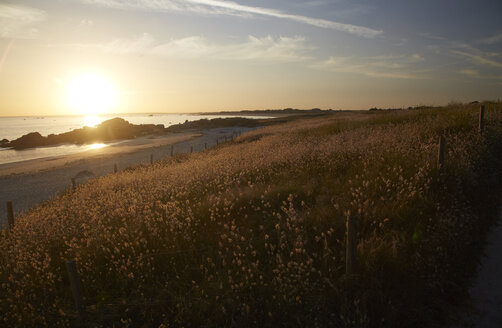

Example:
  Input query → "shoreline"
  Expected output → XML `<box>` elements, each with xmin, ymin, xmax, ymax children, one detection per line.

<box><xmin>0</xmin><ymin>126</ymin><xmax>257</xmax><ymax>228</ymax></box>
<box><xmin>0</xmin><ymin>132</ymin><xmax>199</xmax><ymax>177</ymax></box>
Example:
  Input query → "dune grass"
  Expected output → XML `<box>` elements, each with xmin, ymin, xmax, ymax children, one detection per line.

<box><xmin>1</xmin><ymin>103</ymin><xmax>502</xmax><ymax>327</ymax></box>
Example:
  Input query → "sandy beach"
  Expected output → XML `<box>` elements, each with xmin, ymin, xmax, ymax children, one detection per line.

<box><xmin>0</xmin><ymin>126</ymin><xmax>256</xmax><ymax>228</ymax></box>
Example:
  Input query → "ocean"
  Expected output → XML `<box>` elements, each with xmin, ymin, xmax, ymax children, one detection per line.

<box><xmin>0</xmin><ymin>113</ymin><xmax>261</xmax><ymax>165</ymax></box>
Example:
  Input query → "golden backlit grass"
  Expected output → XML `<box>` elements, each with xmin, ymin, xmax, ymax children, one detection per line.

<box><xmin>1</xmin><ymin>103</ymin><xmax>502</xmax><ymax>327</ymax></box>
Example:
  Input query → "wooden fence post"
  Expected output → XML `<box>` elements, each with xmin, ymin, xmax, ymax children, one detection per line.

<box><xmin>204</xmin><ymin>142</ymin><xmax>207</xmax><ymax>150</ymax></box>
<box><xmin>346</xmin><ymin>213</ymin><xmax>357</xmax><ymax>275</ymax></box>
<box><xmin>190</xmin><ymin>146</ymin><xmax>193</xmax><ymax>154</ymax></box>
<box><xmin>71</xmin><ymin>178</ymin><xmax>76</xmax><ymax>190</ymax></box>
<box><xmin>6</xmin><ymin>201</ymin><xmax>14</xmax><ymax>228</ymax></box>
<box><xmin>479</xmin><ymin>105</ymin><xmax>485</xmax><ymax>134</ymax></box>
<box><xmin>437</xmin><ymin>136</ymin><xmax>445</xmax><ymax>168</ymax></box>
<box><xmin>114</xmin><ymin>164</ymin><xmax>118</xmax><ymax>173</ymax></box>
<box><xmin>150</xmin><ymin>154</ymin><xmax>153</xmax><ymax>164</ymax></box>
<box><xmin>65</xmin><ymin>259</ymin><xmax>87</xmax><ymax>325</ymax></box>
<box><xmin>216</xmin><ymin>138</ymin><xmax>219</xmax><ymax>145</ymax></box>
<box><xmin>170</xmin><ymin>145</ymin><xmax>174</xmax><ymax>156</ymax></box>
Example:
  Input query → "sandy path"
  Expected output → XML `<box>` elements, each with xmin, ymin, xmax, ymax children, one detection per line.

<box><xmin>0</xmin><ymin>127</ymin><xmax>256</xmax><ymax>228</ymax></box>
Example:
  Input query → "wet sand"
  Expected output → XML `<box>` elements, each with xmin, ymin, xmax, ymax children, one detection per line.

<box><xmin>0</xmin><ymin>132</ymin><xmax>199</xmax><ymax>177</ymax></box>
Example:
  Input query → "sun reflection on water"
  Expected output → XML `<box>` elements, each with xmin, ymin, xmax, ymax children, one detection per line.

<box><xmin>87</xmin><ymin>143</ymin><xmax>106</xmax><ymax>150</ymax></box>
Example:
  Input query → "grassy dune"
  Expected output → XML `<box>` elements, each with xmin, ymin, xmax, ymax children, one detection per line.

<box><xmin>1</xmin><ymin>104</ymin><xmax>502</xmax><ymax>327</ymax></box>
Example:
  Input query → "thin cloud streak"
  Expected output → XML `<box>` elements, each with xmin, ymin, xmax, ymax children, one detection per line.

<box><xmin>153</xmin><ymin>35</ymin><xmax>313</xmax><ymax>61</ymax></box>
<box><xmin>452</xmin><ymin>50</ymin><xmax>502</xmax><ymax>69</ymax></box>
<box><xmin>457</xmin><ymin>69</ymin><xmax>479</xmax><ymax>77</ymax></box>
<box><xmin>479</xmin><ymin>33</ymin><xmax>502</xmax><ymax>45</ymax></box>
<box><xmin>427</xmin><ymin>39</ymin><xmax>502</xmax><ymax>76</ymax></box>
<box><xmin>457</xmin><ymin>69</ymin><xmax>502</xmax><ymax>81</ymax></box>
<box><xmin>79</xmin><ymin>0</ymin><xmax>382</xmax><ymax>38</ymax></box>
<box><xmin>64</xmin><ymin>33</ymin><xmax>313</xmax><ymax>62</ymax></box>
<box><xmin>312</xmin><ymin>54</ymin><xmax>426</xmax><ymax>79</ymax></box>
<box><xmin>186</xmin><ymin>0</ymin><xmax>382</xmax><ymax>38</ymax></box>
<box><xmin>0</xmin><ymin>4</ymin><xmax>47</xmax><ymax>38</ymax></box>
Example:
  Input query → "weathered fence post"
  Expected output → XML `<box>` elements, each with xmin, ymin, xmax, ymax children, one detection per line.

<box><xmin>437</xmin><ymin>135</ymin><xmax>445</xmax><ymax>168</ymax></box>
<box><xmin>71</xmin><ymin>178</ymin><xmax>76</xmax><ymax>190</ymax></box>
<box><xmin>190</xmin><ymin>146</ymin><xmax>193</xmax><ymax>154</ymax></box>
<box><xmin>65</xmin><ymin>259</ymin><xmax>87</xmax><ymax>325</ymax></box>
<box><xmin>204</xmin><ymin>142</ymin><xmax>207</xmax><ymax>150</ymax></box>
<box><xmin>170</xmin><ymin>145</ymin><xmax>174</xmax><ymax>156</ymax></box>
<box><xmin>479</xmin><ymin>105</ymin><xmax>485</xmax><ymax>134</ymax></box>
<box><xmin>150</xmin><ymin>154</ymin><xmax>153</xmax><ymax>164</ymax></box>
<box><xmin>6</xmin><ymin>201</ymin><xmax>14</xmax><ymax>228</ymax></box>
<box><xmin>114</xmin><ymin>164</ymin><xmax>118</xmax><ymax>173</ymax></box>
<box><xmin>346</xmin><ymin>213</ymin><xmax>357</xmax><ymax>275</ymax></box>
<box><xmin>216</xmin><ymin>138</ymin><xmax>219</xmax><ymax>145</ymax></box>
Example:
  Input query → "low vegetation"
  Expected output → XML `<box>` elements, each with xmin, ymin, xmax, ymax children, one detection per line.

<box><xmin>1</xmin><ymin>103</ymin><xmax>501</xmax><ymax>327</ymax></box>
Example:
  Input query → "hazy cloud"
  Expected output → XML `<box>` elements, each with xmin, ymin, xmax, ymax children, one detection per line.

<box><xmin>154</xmin><ymin>34</ymin><xmax>313</xmax><ymax>62</ymax></box>
<box><xmin>457</xmin><ymin>69</ymin><xmax>479</xmax><ymax>77</ymax></box>
<box><xmin>419</xmin><ymin>32</ymin><xmax>448</xmax><ymax>41</ymax></box>
<box><xmin>456</xmin><ymin>68</ymin><xmax>502</xmax><ymax>81</ymax></box>
<box><xmin>423</xmin><ymin>37</ymin><xmax>502</xmax><ymax>71</ymax></box>
<box><xmin>410</xmin><ymin>53</ymin><xmax>425</xmax><ymax>62</ymax></box>
<box><xmin>0</xmin><ymin>4</ymin><xmax>47</xmax><ymax>39</ymax></box>
<box><xmin>479</xmin><ymin>32</ymin><xmax>502</xmax><ymax>45</ymax></box>
<box><xmin>78</xmin><ymin>0</ymin><xmax>382</xmax><ymax>38</ymax></box>
<box><xmin>75</xmin><ymin>33</ymin><xmax>312</xmax><ymax>62</ymax></box>
<box><xmin>452</xmin><ymin>50</ymin><xmax>502</xmax><ymax>69</ymax></box>
<box><xmin>104</xmin><ymin>32</ymin><xmax>157</xmax><ymax>54</ymax></box>
<box><xmin>80</xmin><ymin>19</ymin><xmax>94</xmax><ymax>27</ymax></box>
<box><xmin>151</xmin><ymin>36</ymin><xmax>212</xmax><ymax>58</ymax></box>
<box><xmin>313</xmin><ymin>54</ymin><xmax>425</xmax><ymax>79</ymax></box>
<box><xmin>220</xmin><ymin>35</ymin><xmax>313</xmax><ymax>61</ymax></box>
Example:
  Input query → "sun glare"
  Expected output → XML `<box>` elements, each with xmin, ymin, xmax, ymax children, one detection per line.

<box><xmin>83</xmin><ymin>115</ymin><xmax>101</xmax><ymax>127</ymax></box>
<box><xmin>86</xmin><ymin>143</ymin><xmax>106</xmax><ymax>150</ymax></box>
<box><xmin>66</xmin><ymin>73</ymin><xmax>118</xmax><ymax>115</ymax></box>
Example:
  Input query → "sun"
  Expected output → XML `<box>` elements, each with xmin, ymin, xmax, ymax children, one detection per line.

<box><xmin>66</xmin><ymin>73</ymin><xmax>118</xmax><ymax>115</ymax></box>
<box><xmin>83</xmin><ymin>115</ymin><xmax>101</xmax><ymax>127</ymax></box>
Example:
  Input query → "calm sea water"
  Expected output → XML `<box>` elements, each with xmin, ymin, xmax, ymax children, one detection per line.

<box><xmin>0</xmin><ymin>113</ymin><xmax>261</xmax><ymax>165</ymax></box>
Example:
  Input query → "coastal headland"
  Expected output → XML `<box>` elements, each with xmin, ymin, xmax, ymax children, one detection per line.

<box><xmin>0</xmin><ymin>116</ymin><xmax>262</xmax><ymax>150</ymax></box>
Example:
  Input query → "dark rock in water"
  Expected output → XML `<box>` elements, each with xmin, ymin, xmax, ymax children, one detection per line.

<box><xmin>7</xmin><ymin>132</ymin><xmax>47</xmax><ymax>149</ymax></box>
<box><xmin>2</xmin><ymin>117</ymin><xmax>169</xmax><ymax>150</ymax></box>
<box><xmin>1</xmin><ymin>116</ymin><xmax>257</xmax><ymax>150</ymax></box>
<box><xmin>1</xmin><ymin>138</ymin><xmax>9</xmax><ymax>146</ymax></box>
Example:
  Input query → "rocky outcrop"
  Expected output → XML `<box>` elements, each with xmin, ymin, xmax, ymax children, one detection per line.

<box><xmin>2</xmin><ymin>116</ymin><xmax>262</xmax><ymax>150</ymax></box>
<box><xmin>2</xmin><ymin>118</ymin><xmax>167</xmax><ymax>150</ymax></box>
<box><xmin>5</xmin><ymin>132</ymin><xmax>46</xmax><ymax>149</ymax></box>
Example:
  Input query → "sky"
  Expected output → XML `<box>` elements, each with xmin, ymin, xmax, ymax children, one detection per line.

<box><xmin>0</xmin><ymin>0</ymin><xmax>502</xmax><ymax>116</ymax></box>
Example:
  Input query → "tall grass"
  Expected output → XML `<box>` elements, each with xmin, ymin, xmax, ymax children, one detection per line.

<box><xmin>1</xmin><ymin>103</ymin><xmax>501</xmax><ymax>327</ymax></box>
